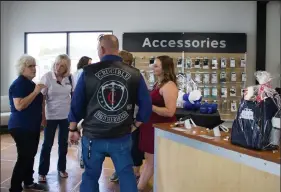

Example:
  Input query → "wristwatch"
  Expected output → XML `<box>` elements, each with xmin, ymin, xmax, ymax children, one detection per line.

<box><xmin>68</xmin><ymin>127</ymin><xmax>78</xmax><ymax>132</ymax></box>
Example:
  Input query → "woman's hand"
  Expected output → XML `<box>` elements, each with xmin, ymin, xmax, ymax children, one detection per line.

<box><xmin>34</xmin><ymin>84</ymin><xmax>46</xmax><ymax>95</ymax></box>
<box><xmin>41</xmin><ymin>118</ymin><xmax>47</xmax><ymax>128</ymax></box>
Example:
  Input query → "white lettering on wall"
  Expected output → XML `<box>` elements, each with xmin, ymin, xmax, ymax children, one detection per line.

<box><xmin>141</xmin><ymin>37</ymin><xmax>227</xmax><ymax>49</ymax></box>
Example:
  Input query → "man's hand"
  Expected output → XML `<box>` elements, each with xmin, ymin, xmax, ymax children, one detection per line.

<box><xmin>131</xmin><ymin>124</ymin><xmax>137</xmax><ymax>133</ymax></box>
<box><xmin>69</xmin><ymin>131</ymin><xmax>80</xmax><ymax>145</ymax></box>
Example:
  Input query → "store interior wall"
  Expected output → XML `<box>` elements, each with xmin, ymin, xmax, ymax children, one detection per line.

<box><xmin>266</xmin><ymin>1</ymin><xmax>281</xmax><ymax>89</ymax></box>
<box><xmin>0</xmin><ymin>1</ymin><xmax>257</xmax><ymax>95</ymax></box>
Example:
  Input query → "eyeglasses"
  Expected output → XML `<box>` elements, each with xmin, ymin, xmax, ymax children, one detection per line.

<box><xmin>27</xmin><ymin>64</ymin><xmax>37</xmax><ymax>68</ymax></box>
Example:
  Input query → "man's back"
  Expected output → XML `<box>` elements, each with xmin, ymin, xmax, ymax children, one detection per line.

<box><xmin>82</xmin><ymin>60</ymin><xmax>141</xmax><ymax>139</ymax></box>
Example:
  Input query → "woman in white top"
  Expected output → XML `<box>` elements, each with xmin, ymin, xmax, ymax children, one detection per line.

<box><xmin>73</xmin><ymin>56</ymin><xmax>92</xmax><ymax>87</ymax></box>
<box><xmin>38</xmin><ymin>54</ymin><xmax>73</xmax><ymax>182</ymax></box>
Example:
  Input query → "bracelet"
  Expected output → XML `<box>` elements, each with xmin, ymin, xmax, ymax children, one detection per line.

<box><xmin>68</xmin><ymin>127</ymin><xmax>78</xmax><ymax>132</ymax></box>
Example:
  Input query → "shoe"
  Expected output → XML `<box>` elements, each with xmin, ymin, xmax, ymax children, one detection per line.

<box><xmin>109</xmin><ymin>172</ymin><xmax>119</xmax><ymax>182</ymax></box>
<box><xmin>38</xmin><ymin>175</ymin><xmax>47</xmax><ymax>183</ymax></box>
<box><xmin>59</xmin><ymin>171</ymin><xmax>68</xmax><ymax>178</ymax></box>
<box><xmin>24</xmin><ymin>183</ymin><xmax>46</xmax><ymax>191</ymax></box>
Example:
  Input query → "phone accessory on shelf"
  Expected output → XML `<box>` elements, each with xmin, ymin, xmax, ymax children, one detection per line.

<box><xmin>194</xmin><ymin>73</ymin><xmax>202</xmax><ymax>83</ymax></box>
<box><xmin>203</xmin><ymin>87</ymin><xmax>210</xmax><ymax>98</ymax></box>
<box><xmin>240</xmin><ymin>58</ymin><xmax>246</xmax><ymax>67</ymax></box>
<box><xmin>212</xmin><ymin>57</ymin><xmax>218</xmax><ymax>69</ymax></box>
<box><xmin>177</xmin><ymin>73</ymin><xmax>186</xmax><ymax>91</ymax></box>
<box><xmin>211</xmin><ymin>87</ymin><xmax>218</xmax><ymax>97</ymax></box>
<box><xmin>185</xmin><ymin>57</ymin><xmax>192</xmax><ymax>69</ymax></box>
<box><xmin>203</xmin><ymin>57</ymin><xmax>209</xmax><ymax>69</ymax></box>
<box><xmin>220</xmin><ymin>71</ymin><xmax>227</xmax><ymax>83</ymax></box>
<box><xmin>177</xmin><ymin>57</ymin><xmax>183</xmax><ymax>68</ymax></box>
<box><xmin>148</xmin><ymin>70</ymin><xmax>155</xmax><ymax>87</ymax></box>
<box><xmin>194</xmin><ymin>57</ymin><xmax>201</xmax><ymax>69</ymax></box>
<box><xmin>149</xmin><ymin>56</ymin><xmax>155</xmax><ymax>67</ymax></box>
<box><xmin>221</xmin><ymin>87</ymin><xmax>228</xmax><ymax>98</ymax></box>
<box><xmin>230</xmin><ymin>86</ymin><xmax>237</xmax><ymax>96</ymax></box>
<box><xmin>221</xmin><ymin>58</ymin><xmax>227</xmax><ymax>68</ymax></box>
<box><xmin>231</xmin><ymin>72</ymin><xmax>237</xmax><ymax>82</ymax></box>
<box><xmin>203</xmin><ymin>73</ymin><xmax>210</xmax><ymax>84</ymax></box>
<box><xmin>211</xmin><ymin>72</ymin><xmax>218</xmax><ymax>84</ymax></box>
<box><xmin>231</xmin><ymin>100</ymin><xmax>238</xmax><ymax>112</ymax></box>
<box><xmin>242</xmin><ymin>72</ymin><xmax>247</xmax><ymax>82</ymax></box>
<box><xmin>230</xmin><ymin>58</ymin><xmax>236</xmax><ymax>68</ymax></box>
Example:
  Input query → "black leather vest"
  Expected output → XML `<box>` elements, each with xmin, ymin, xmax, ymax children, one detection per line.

<box><xmin>82</xmin><ymin>60</ymin><xmax>141</xmax><ymax>139</ymax></box>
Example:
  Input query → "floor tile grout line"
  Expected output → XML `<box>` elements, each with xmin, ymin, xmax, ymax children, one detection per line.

<box><xmin>1</xmin><ymin>177</ymin><xmax>11</xmax><ymax>185</ymax></box>
<box><xmin>70</xmin><ymin>180</ymin><xmax>82</xmax><ymax>192</ymax></box>
<box><xmin>0</xmin><ymin>159</ymin><xmax>16</xmax><ymax>162</ymax></box>
<box><xmin>1</xmin><ymin>144</ymin><xmax>16</xmax><ymax>151</ymax></box>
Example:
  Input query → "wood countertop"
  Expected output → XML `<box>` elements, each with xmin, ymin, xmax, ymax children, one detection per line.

<box><xmin>154</xmin><ymin>123</ymin><xmax>280</xmax><ymax>164</ymax></box>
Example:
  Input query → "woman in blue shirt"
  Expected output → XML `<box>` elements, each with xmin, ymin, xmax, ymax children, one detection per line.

<box><xmin>8</xmin><ymin>54</ymin><xmax>46</xmax><ymax>192</ymax></box>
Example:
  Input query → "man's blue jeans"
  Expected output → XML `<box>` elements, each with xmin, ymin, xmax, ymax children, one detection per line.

<box><xmin>80</xmin><ymin>134</ymin><xmax>138</xmax><ymax>192</ymax></box>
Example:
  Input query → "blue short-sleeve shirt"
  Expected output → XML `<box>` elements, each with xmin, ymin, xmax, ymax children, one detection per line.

<box><xmin>8</xmin><ymin>75</ymin><xmax>43</xmax><ymax>132</ymax></box>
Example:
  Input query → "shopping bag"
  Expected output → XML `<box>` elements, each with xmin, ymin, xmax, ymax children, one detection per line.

<box><xmin>231</xmin><ymin>97</ymin><xmax>279</xmax><ymax>150</ymax></box>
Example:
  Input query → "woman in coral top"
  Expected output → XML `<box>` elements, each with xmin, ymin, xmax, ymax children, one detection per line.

<box><xmin>138</xmin><ymin>55</ymin><xmax>178</xmax><ymax>191</ymax></box>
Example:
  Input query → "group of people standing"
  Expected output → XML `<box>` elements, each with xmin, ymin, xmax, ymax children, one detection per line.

<box><xmin>8</xmin><ymin>34</ymin><xmax>178</xmax><ymax>192</ymax></box>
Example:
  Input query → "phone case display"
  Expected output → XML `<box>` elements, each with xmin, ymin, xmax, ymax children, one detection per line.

<box><xmin>242</xmin><ymin>72</ymin><xmax>247</xmax><ymax>82</ymax></box>
<box><xmin>231</xmin><ymin>72</ymin><xmax>237</xmax><ymax>82</ymax></box>
<box><xmin>230</xmin><ymin>100</ymin><xmax>238</xmax><ymax>112</ymax></box>
<box><xmin>185</xmin><ymin>57</ymin><xmax>192</xmax><ymax>69</ymax></box>
<box><xmin>194</xmin><ymin>73</ymin><xmax>202</xmax><ymax>83</ymax></box>
<box><xmin>221</xmin><ymin>87</ymin><xmax>228</xmax><ymax>98</ymax></box>
<box><xmin>203</xmin><ymin>57</ymin><xmax>209</xmax><ymax>69</ymax></box>
<box><xmin>240</xmin><ymin>58</ymin><xmax>246</xmax><ymax>67</ymax></box>
<box><xmin>230</xmin><ymin>86</ymin><xmax>237</xmax><ymax>96</ymax></box>
<box><xmin>211</xmin><ymin>57</ymin><xmax>218</xmax><ymax>69</ymax></box>
<box><xmin>230</xmin><ymin>58</ymin><xmax>236</xmax><ymax>68</ymax></box>
<box><xmin>211</xmin><ymin>73</ymin><xmax>218</xmax><ymax>84</ymax></box>
<box><xmin>131</xmin><ymin>47</ymin><xmax>246</xmax><ymax>121</ymax></box>
<box><xmin>203</xmin><ymin>87</ymin><xmax>210</xmax><ymax>98</ymax></box>
<box><xmin>220</xmin><ymin>72</ymin><xmax>227</xmax><ymax>83</ymax></box>
<box><xmin>194</xmin><ymin>57</ymin><xmax>201</xmax><ymax>69</ymax></box>
<box><xmin>177</xmin><ymin>73</ymin><xmax>186</xmax><ymax>91</ymax></box>
<box><xmin>203</xmin><ymin>73</ymin><xmax>210</xmax><ymax>84</ymax></box>
<box><xmin>221</xmin><ymin>58</ymin><xmax>227</xmax><ymax>68</ymax></box>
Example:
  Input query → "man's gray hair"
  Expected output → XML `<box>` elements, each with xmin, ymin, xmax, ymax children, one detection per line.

<box><xmin>16</xmin><ymin>54</ymin><xmax>36</xmax><ymax>75</ymax></box>
<box><xmin>52</xmin><ymin>54</ymin><xmax>71</xmax><ymax>77</ymax></box>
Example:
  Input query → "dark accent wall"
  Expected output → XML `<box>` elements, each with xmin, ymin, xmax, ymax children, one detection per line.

<box><xmin>256</xmin><ymin>1</ymin><xmax>268</xmax><ymax>84</ymax></box>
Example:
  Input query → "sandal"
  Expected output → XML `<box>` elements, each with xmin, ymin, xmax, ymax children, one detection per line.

<box><xmin>59</xmin><ymin>171</ymin><xmax>68</xmax><ymax>178</ymax></box>
<box><xmin>38</xmin><ymin>175</ymin><xmax>47</xmax><ymax>183</ymax></box>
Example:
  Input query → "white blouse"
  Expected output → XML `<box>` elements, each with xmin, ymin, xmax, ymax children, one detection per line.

<box><xmin>40</xmin><ymin>71</ymin><xmax>74</xmax><ymax>120</ymax></box>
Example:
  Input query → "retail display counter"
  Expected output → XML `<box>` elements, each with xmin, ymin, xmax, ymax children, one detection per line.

<box><xmin>153</xmin><ymin>123</ymin><xmax>280</xmax><ymax>192</ymax></box>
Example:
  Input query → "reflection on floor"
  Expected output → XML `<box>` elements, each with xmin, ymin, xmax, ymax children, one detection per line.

<box><xmin>0</xmin><ymin>132</ymin><xmax>153</xmax><ymax>192</ymax></box>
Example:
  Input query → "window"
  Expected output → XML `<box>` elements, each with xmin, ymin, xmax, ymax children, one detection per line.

<box><xmin>68</xmin><ymin>32</ymin><xmax>112</xmax><ymax>73</ymax></box>
<box><xmin>25</xmin><ymin>31</ymin><xmax>113</xmax><ymax>82</ymax></box>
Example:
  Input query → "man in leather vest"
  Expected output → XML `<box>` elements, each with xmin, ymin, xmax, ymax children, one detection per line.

<box><xmin>68</xmin><ymin>34</ymin><xmax>152</xmax><ymax>192</ymax></box>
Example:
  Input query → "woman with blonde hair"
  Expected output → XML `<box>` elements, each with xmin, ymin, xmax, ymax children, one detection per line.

<box><xmin>38</xmin><ymin>54</ymin><xmax>74</xmax><ymax>182</ymax></box>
